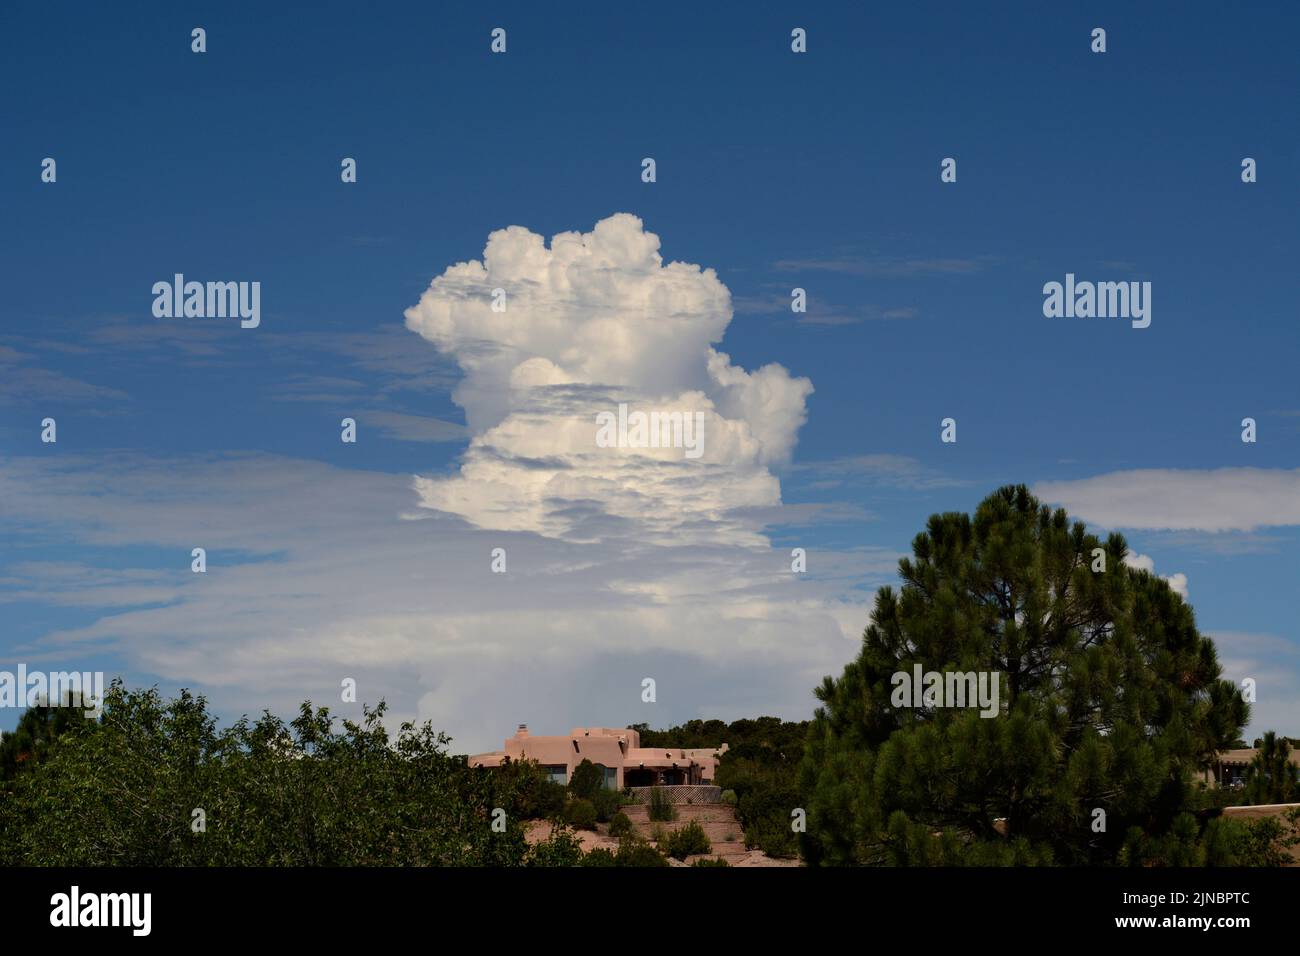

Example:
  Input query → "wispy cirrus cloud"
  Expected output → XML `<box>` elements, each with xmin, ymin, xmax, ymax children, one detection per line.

<box><xmin>1035</xmin><ymin>468</ymin><xmax>1300</xmax><ymax>533</ymax></box>
<box><xmin>264</xmin><ymin>326</ymin><xmax>461</xmax><ymax>397</ymax></box>
<box><xmin>366</xmin><ymin>411</ymin><xmax>467</xmax><ymax>443</ymax></box>
<box><xmin>0</xmin><ymin>343</ymin><xmax>129</xmax><ymax>406</ymax></box>
<box><xmin>788</xmin><ymin>454</ymin><xmax>966</xmax><ymax>492</ymax></box>
<box><xmin>267</xmin><ymin>374</ymin><xmax>369</xmax><ymax>404</ymax></box>
<box><xmin>774</xmin><ymin>255</ymin><xmax>996</xmax><ymax>278</ymax></box>
<box><xmin>731</xmin><ymin>290</ymin><xmax>918</xmax><ymax>326</ymax></box>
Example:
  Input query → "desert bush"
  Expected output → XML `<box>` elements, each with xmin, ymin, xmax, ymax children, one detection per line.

<box><xmin>648</xmin><ymin>786</ymin><xmax>676</xmax><ymax>822</ymax></box>
<box><xmin>614</xmin><ymin>837</ymin><xmax>670</xmax><ymax>867</ymax></box>
<box><xmin>564</xmin><ymin>798</ymin><xmax>598</xmax><ymax>831</ymax></box>
<box><xmin>525</xmin><ymin>826</ymin><xmax>586</xmax><ymax>867</ymax></box>
<box><xmin>591</xmin><ymin>787</ymin><xmax>622</xmax><ymax>823</ymax></box>
<box><xmin>662</xmin><ymin>820</ymin><xmax>711</xmax><ymax>860</ymax></box>
<box><xmin>581</xmin><ymin>847</ymin><xmax>617</xmax><ymax>867</ymax></box>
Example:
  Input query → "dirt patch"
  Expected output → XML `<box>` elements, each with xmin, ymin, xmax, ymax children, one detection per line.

<box><xmin>525</xmin><ymin>803</ymin><xmax>802</xmax><ymax>867</ymax></box>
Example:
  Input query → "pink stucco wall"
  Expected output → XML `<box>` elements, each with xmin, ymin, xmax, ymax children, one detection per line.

<box><xmin>469</xmin><ymin>725</ymin><xmax>728</xmax><ymax>787</ymax></box>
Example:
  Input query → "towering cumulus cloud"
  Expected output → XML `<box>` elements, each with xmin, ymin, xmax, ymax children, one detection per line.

<box><xmin>404</xmin><ymin>214</ymin><xmax>813</xmax><ymax>546</ymax></box>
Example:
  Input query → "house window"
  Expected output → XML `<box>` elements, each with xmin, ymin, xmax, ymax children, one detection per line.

<box><xmin>543</xmin><ymin>765</ymin><xmax>568</xmax><ymax>784</ymax></box>
<box><xmin>603</xmin><ymin>765</ymin><xmax>617</xmax><ymax>790</ymax></box>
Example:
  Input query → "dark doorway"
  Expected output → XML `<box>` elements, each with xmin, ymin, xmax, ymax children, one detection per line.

<box><xmin>625</xmin><ymin>768</ymin><xmax>655</xmax><ymax>788</ymax></box>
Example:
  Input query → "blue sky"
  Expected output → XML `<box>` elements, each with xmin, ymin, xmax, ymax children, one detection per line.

<box><xmin>2</xmin><ymin>1</ymin><xmax>1297</xmax><ymax>750</ymax></box>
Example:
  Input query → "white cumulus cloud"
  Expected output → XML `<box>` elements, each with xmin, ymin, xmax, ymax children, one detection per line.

<box><xmin>403</xmin><ymin>213</ymin><xmax>813</xmax><ymax>545</ymax></box>
<box><xmin>1122</xmin><ymin>551</ymin><xmax>1189</xmax><ymax>599</ymax></box>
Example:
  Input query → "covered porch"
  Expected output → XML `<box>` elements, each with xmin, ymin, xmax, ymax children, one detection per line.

<box><xmin>624</xmin><ymin>766</ymin><xmax>690</xmax><ymax>788</ymax></box>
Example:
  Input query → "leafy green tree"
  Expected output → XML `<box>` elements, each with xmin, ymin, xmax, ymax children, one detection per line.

<box><xmin>1243</xmin><ymin>731</ymin><xmax>1298</xmax><ymax>805</ymax></box>
<box><xmin>0</xmin><ymin>681</ymin><xmax>532</xmax><ymax>866</ymax></box>
<box><xmin>479</xmin><ymin>756</ymin><xmax>565</xmax><ymax>821</ymax></box>
<box><xmin>800</xmin><ymin>485</ymin><xmax>1248</xmax><ymax>866</ymax></box>
<box><xmin>633</xmin><ymin>719</ymin><xmax>731</xmax><ymax>749</ymax></box>
<box><xmin>0</xmin><ymin>691</ymin><xmax>95</xmax><ymax>782</ymax></box>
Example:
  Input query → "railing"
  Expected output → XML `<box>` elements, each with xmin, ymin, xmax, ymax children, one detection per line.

<box><xmin>625</xmin><ymin>785</ymin><xmax>722</xmax><ymax>805</ymax></box>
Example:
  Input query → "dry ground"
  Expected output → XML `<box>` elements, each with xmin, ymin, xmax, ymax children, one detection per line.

<box><xmin>526</xmin><ymin>802</ymin><xmax>802</xmax><ymax>867</ymax></box>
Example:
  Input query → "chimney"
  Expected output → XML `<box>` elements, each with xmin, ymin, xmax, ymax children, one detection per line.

<box><xmin>516</xmin><ymin>723</ymin><xmax>529</xmax><ymax>738</ymax></box>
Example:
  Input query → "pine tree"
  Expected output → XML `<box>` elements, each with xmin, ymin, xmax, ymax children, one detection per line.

<box><xmin>1244</xmin><ymin>731</ymin><xmax>1298</xmax><ymax>805</ymax></box>
<box><xmin>800</xmin><ymin>485</ymin><xmax>1247</xmax><ymax>865</ymax></box>
<box><xmin>567</xmin><ymin>758</ymin><xmax>605</xmax><ymax>801</ymax></box>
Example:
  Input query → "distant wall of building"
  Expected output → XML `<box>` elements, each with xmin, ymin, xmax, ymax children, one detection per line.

<box><xmin>468</xmin><ymin>725</ymin><xmax>727</xmax><ymax>789</ymax></box>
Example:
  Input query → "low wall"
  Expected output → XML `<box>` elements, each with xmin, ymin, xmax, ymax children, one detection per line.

<box><xmin>627</xmin><ymin>785</ymin><xmax>722</xmax><ymax>805</ymax></box>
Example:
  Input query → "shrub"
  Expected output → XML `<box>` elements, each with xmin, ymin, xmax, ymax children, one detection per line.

<box><xmin>692</xmin><ymin>856</ymin><xmax>730</xmax><ymax>867</ymax></box>
<box><xmin>648</xmin><ymin>786</ymin><xmax>676</xmax><ymax>822</ymax></box>
<box><xmin>1194</xmin><ymin>810</ymin><xmax>1300</xmax><ymax>867</ymax></box>
<box><xmin>532</xmin><ymin>780</ymin><xmax>569</xmax><ymax>820</ymax></box>
<box><xmin>581</xmin><ymin>847</ymin><xmax>617</xmax><ymax>867</ymax></box>
<box><xmin>615</xmin><ymin>837</ymin><xmax>670</xmax><ymax>867</ymax></box>
<box><xmin>591</xmin><ymin>787</ymin><xmax>622</xmax><ymax>823</ymax></box>
<box><xmin>608</xmin><ymin>811</ymin><xmax>634</xmax><ymax>839</ymax></box>
<box><xmin>524</xmin><ymin>827</ymin><xmax>586</xmax><ymax>867</ymax></box>
<box><xmin>650</xmin><ymin>824</ymin><xmax>668</xmax><ymax>845</ymax></box>
<box><xmin>564</xmin><ymin>798</ymin><xmax>598</xmax><ymax>831</ymax></box>
<box><xmin>734</xmin><ymin>779</ymin><xmax>801</xmax><ymax>858</ymax></box>
<box><xmin>721</xmin><ymin>789</ymin><xmax>738</xmax><ymax>806</ymax></box>
<box><xmin>662</xmin><ymin>820</ymin><xmax>711</xmax><ymax>860</ymax></box>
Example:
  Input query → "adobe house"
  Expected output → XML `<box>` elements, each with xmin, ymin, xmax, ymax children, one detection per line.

<box><xmin>1199</xmin><ymin>747</ymin><xmax>1300</xmax><ymax>788</ymax></box>
<box><xmin>468</xmin><ymin>725</ymin><xmax>728</xmax><ymax>789</ymax></box>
